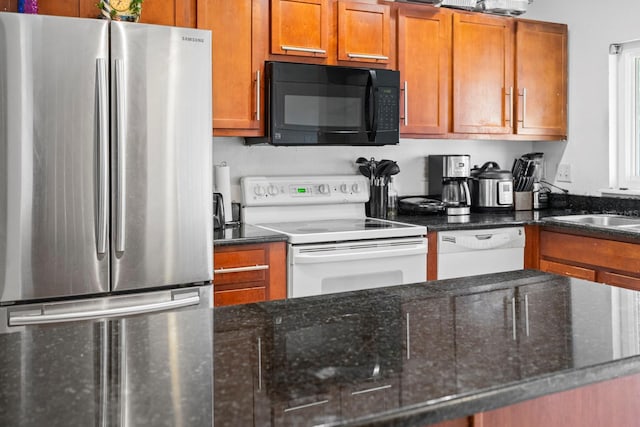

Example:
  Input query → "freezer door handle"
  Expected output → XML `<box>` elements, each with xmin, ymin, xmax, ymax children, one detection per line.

<box><xmin>96</xmin><ymin>58</ymin><xmax>109</xmax><ymax>255</ymax></box>
<box><xmin>114</xmin><ymin>59</ymin><xmax>126</xmax><ymax>253</ymax></box>
<box><xmin>9</xmin><ymin>291</ymin><xmax>200</xmax><ymax>326</ymax></box>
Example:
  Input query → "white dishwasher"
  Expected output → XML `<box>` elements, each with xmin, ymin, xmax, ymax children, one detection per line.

<box><xmin>437</xmin><ymin>227</ymin><xmax>525</xmax><ymax>279</ymax></box>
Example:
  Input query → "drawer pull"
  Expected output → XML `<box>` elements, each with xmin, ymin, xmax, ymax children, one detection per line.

<box><xmin>284</xmin><ymin>400</ymin><xmax>329</xmax><ymax>413</ymax></box>
<box><xmin>214</xmin><ymin>264</ymin><xmax>269</xmax><ymax>274</ymax></box>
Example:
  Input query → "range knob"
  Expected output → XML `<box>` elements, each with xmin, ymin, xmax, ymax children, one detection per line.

<box><xmin>267</xmin><ymin>184</ymin><xmax>279</xmax><ymax>196</ymax></box>
<box><xmin>352</xmin><ymin>183</ymin><xmax>362</xmax><ymax>193</ymax></box>
<box><xmin>318</xmin><ymin>184</ymin><xmax>330</xmax><ymax>194</ymax></box>
<box><xmin>339</xmin><ymin>183</ymin><xmax>349</xmax><ymax>193</ymax></box>
<box><xmin>254</xmin><ymin>185</ymin><xmax>266</xmax><ymax>196</ymax></box>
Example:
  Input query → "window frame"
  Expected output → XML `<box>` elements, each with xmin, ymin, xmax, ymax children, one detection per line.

<box><xmin>610</xmin><ymin>40</ymin><xmax>640</xmax><ymax>192</ymax></box>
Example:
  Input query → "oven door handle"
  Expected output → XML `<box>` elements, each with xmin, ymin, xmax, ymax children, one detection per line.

<box><xmin>292</xmin><ymin>244</ymin><xmax>427</xmax><ymax>264</ymax></box>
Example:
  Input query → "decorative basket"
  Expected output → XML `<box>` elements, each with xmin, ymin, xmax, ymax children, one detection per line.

<box><xmin>99</xmin><ymin>0</ymin><xmax>143</xmax><ymax>22</ymax></box>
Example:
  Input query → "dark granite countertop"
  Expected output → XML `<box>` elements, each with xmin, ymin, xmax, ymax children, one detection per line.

<box><xmin>214</xmin><ymin>270</ymin><xmax>640</xmax><ymax>426</ymax></box>
<box><xmin>214</xmin><ymin>223</ymin><xmax>288</xmax><ymax>247</ymax></box>
<box><xmin>0</xmin><ymin>295</ymin><xmax>213</xmax><ymax>427</ymax></box>
<box><xmin>395</xmin><ymin>209</ymin><xmax>568</xmax><ymax>232</ymax></box>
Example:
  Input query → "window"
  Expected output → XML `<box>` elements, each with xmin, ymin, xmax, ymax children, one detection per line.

<box><xmin>609</xmin><ymin>40</ymin><xmax>640</xmax><ymax>194</ymax></box>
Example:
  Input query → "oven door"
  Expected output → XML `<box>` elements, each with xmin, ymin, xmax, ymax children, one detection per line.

<box><xmin>288</xmin><ymin>237</ymin><xmax>427</xmax><ymax>298</ymax></box>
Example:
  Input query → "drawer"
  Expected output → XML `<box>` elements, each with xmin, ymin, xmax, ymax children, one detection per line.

<box><xmin>214</xmin><ymin>248</ymin><xmax>269</xmax><ymax>285</ymax></box>
<box><xmin>539</xmin><ymin>259</ymin><xmax>596</xmax><ymax>281</ymax></box>
<box><xmin>214</xmin><ymin>287</ymin><xmax>266</xmax><ymax>307</ymax></box>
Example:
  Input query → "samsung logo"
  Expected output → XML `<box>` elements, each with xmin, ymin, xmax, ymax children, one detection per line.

<box><xmin>182</xmin><ymin>36</ymin><xmax>205</xmax><ymax>43</ymax></box>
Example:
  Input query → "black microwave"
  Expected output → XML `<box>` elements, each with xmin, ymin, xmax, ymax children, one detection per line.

<box><xmin>246</xmin><ymin>62</ymin><xmax>400</xmax><ymax>146</ymax></box>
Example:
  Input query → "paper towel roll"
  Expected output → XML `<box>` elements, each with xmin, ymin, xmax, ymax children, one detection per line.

<box><xmin>214</xmin><ymin>163</ymin><xmax>232</xmax><ymax>222</ymax></box>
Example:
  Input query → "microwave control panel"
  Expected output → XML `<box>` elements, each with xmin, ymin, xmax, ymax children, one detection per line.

<box><xmin>241</xmin><ymin>175</ymin><xmax>370</xmax><ymax>206</ymax></box>
<box><xmin>377</xmin><ymin>87</ymin><xmax>399</xmax><ymax>131</ymax></box>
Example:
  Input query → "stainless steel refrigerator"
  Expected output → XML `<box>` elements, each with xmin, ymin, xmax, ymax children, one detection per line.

<box><xmin>0</xmin><ymin>13</ymin><xmax>213</xmax><ymax>328</ymax></box>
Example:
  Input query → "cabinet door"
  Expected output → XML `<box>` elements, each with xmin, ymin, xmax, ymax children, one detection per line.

<box><xmin>337</xmin><ymin>1</ymin><xmax>390</xmax><ymax>65</ymax></box>
<box><xmin>401</xmin><ymin>297</ymin><xmax>456</xmax><ymax>406</ymax></box>
<box><xmin>516</xmin><ymin>20</ymin><xmax>567</xmax><ymax>137</ymax></box>
<box><xmin>199</xmin><ymin>0</ymin><xmax>267</xmax><ymax>135</ymax></box>
<box><xmin>214</xmin><ymin>327</ymin><xmax>266</xmax><ymax>427</ymax></box>
<box><xmin>517</xmin><ymin>281</ymin><xmax>571</xmax><ymax>376</ymax></box>
<box><xmin>39</xmin><ymin>0</ymin><xmax>196</xmax><ymax>26</ymax></box>
<box><xmin>271</xmin><ymin>0</ymin><xmax>329</xmax><ymax>59</ymax></box>
<box><xmin>539</xmin><ymin>259</ymin><xmax>597</xmax><ymax>281</ymax></box>
<box><xmin>452</xmin><ymin>12</ymin><xmax>514</xmax><ymax>134</ymax></box>
<box><xmin>455</xmin><ymin>289</ymin><xmax>519</xmax><ymax>389</ymax></box>
<box><xmin>597</xmin><ymin>271</ymin><xmax>640</xmax><ymax>292</ymax></box>
<box><xmin>397</xmin><ymin>6</ymin><xmax>451</xmax><ymax>135</ymax></box>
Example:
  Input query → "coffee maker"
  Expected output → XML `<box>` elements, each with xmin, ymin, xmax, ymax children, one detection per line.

<box><xmin>428</xmin><ymin>155</ymin><xmax>472</xmax><ymax>215</ymax></box>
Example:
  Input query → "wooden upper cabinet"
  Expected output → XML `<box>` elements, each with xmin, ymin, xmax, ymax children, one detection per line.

<box><xmin>38</xmin><ymin>0</ymin><xmax>197</xmax><ymax>27</ymax></box>
<box><xmin>452</xmin><ymin>12</ymin><xmax>514</xmax><ymax>134</ymax></box>
<box><xmin>271</xmin><ymin>0</ymin><xmax>329</xmax><ymax>59</ymax></box>
<box><xmin>397</xmin><ymin>6</ymin><xmax>451</xmax><ymax>135</ymax></box>
<box><xmin>199</xmin><ymin>0</ymin><xmax>267</xmax><ymax>136</ymax></box>
<box><xmin>337</xmin><ymin>1</ymin><xmax>390</xmax><ymax>65</ymax></box>
<box><xmin>515</xmin><ymin>20</ymin><xmax>567</xmax><ymax>138</ymax></box>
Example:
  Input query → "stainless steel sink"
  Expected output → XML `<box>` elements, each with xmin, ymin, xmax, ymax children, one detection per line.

<box><xmin>545</xmin><ymin>214</ymin><xmax>640</xmax><ymax>230</ymax></box>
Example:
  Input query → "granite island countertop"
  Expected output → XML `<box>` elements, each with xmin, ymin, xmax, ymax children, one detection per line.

<box><xmin>214</xmin><ymin>270</ymin><xmax>640</xmax><ymax>426</ymax></box>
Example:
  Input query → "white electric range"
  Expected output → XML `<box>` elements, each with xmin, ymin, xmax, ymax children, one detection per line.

<box><xmin>241</xmin><ymin>175</ymin><xmax>428</xmax><ymax>298</ymax></box>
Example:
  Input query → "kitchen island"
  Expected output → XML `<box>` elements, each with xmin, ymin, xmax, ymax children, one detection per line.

<box><xmin>3</xmin><ymin>271</ymin><xmax>640</xmax><ymax>426</ymax></box>
<box><xmin>214</xmin><ymin>270</ymin><xmax>640</xmax><ymax>426</ymax></box>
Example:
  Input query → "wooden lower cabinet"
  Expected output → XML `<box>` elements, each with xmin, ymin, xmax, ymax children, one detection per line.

<box><xmin>539</xmin><ymin>229</ymin><xmax>640</xmax><ymax>290</ymax></box>
<box><xmin>474</xmin><ymin>373</ymin><xmax>640</xmax><ymax>427</ymax></box>
<box><xmin>213</xmin><ymin>241</ymin><xmax>286</xmax><ymax>307</ymax></box>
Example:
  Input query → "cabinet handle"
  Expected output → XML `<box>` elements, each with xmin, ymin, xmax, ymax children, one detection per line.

<box><xmin>511</xmin><ymin>297</ymin><xmax>517</xmax><ymax>341</ymax></box>
<box><xmin>281</xmin><ymin>45</ymin><xmax>326</xmax><ymax>55</ymax></box>
<box><xmin>351</xmin><ymin>384</ymin><xmax>392</xmax><ymax>396</ymax></box>
<box><xmin>518</xmin><ymin>87</ymin><xmax>527</xmax><ymax>126</ymax></box>
<box><xmin>406</xmin><ymin>312</ymin><xmax>411</xmax><ymax>360</ymax></box>
<box><xmin>403</xmin><ymin>81</ymin><xmax>408</xmax><ymax>126</ymax></box>
<box><xmin>214</xmin><ymin>264</ymin><xmax>269</xmax><ymax>274</ymax></box>
<box><xmin>255</xmin><ymin>70</ymin><xmax>261</xmax><ymax>121</ymax></box>
<box><xmin>505</xmin><ymin>86</ymin><xmax>513</xmax><ymax>127</ymax></box>
<box><xmin>284</xmin><ymin>400</ymin><xmax>329</xmax><ymax>413</ymax></box>
<box><xmin>347</xmin><ymin>53</ymin><xmax>389</xmax><ymax>61</ymax></box>
<box><xmin>524</xmin><ymin>294</ymin><xmax>530</xmax><ymax>337</ymax></box>
<box><xmin>257</xmin><ymin>337</ymin><xmax>262</xmax><ymax>391</ymax></box>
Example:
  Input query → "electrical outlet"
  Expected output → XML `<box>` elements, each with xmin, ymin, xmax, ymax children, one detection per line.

<box><xmin>557</xmin><ymin>163</ymin><xmax>572</xmax><ymax>183</ymax></box>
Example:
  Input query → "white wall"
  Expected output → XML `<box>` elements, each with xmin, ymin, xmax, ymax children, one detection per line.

<box><xmin>212</xmin><ymin>137</ymin><xmax>532</xmax><ymax>203</ymax></box>
<box><xmin>527</xmin><ymin>0</ymin><xmax>640</xmax><ymax>195</ymax></box>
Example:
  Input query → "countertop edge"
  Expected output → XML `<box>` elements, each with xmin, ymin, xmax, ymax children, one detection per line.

<box><xmin>339</xmin><ymin>358</ymin><xmax>640</xmax><ymax>427</ymax></box>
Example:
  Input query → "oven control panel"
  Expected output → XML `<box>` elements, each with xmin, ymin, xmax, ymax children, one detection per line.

<box><xmin>241</xmin><ymin>175</ymin><xmax>370</xmax><ymax>206</ymax></box>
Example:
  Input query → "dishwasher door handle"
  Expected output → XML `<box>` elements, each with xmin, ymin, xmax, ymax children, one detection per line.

<box><xmin>442</xmin><ymin>232</ymin><xmax>512</xmax><ymax>250</ymax></box>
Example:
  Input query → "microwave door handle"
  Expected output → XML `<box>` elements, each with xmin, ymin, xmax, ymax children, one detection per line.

<box><xmin>367</xmin><ymin>70</ymin><xmax>378</xmax><ymax>142</ymax></box>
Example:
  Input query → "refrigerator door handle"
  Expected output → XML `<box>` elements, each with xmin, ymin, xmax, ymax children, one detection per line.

<box><xmin>96</xmin><ymin>58</ymin><xmax>109</xmax><ymax>255</ymax></box>
<box><xmin>9</xmin><ymin>290</ymin><xmax>201</xmax><ymax>326</ymax></box>
<box><xmin>114</xmin><ymin>59</ymin><xmax>126</xmax><ymax>253</ymax></box>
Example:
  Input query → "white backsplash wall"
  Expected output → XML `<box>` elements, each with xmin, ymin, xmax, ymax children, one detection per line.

<box><xmin>213</xmin><ymin>137</ymin><xmax>533</xmax><ymax>204</ymax></box>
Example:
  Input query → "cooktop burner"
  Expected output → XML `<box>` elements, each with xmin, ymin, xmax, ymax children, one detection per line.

<box><xmin>255</xmin><ymin>217</ymin><xmax>426</xmax><ymax>244</ymax></box>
